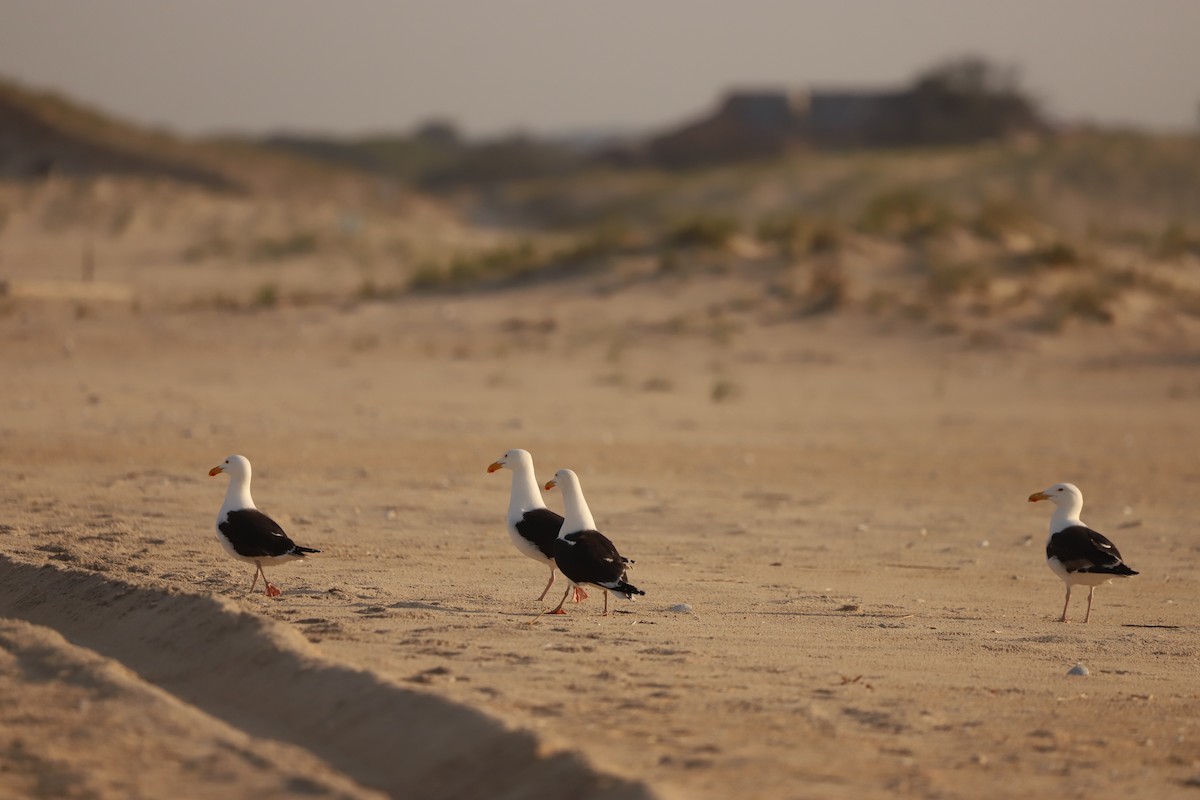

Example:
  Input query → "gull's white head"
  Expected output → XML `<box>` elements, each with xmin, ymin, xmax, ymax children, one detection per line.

<box><xmin>487</xmin><ymin>448</ymin><xmax>531</xmax><ymax>474</ymax></box>
<box><xmin>209</xmin><ymin>454</ymin><xmax>251</xmax><ymax>480</ymax></box>
<box><xmin>543</xmin><ymin>468</ymin><xmax>577</xmax><ymax>492</ymax></box>
<box><xmin>543</xmin><ymin>468</ymin><xmax>595</xmax><ymax>532</ymax></box>
<box><xmin>1028</xmin><ymin>482</ymin><xmax>1082</xmax><ymax>508</ymax></box>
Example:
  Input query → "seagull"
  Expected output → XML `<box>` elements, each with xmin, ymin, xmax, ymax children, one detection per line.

<box><xmin>209</xmin><ymin>454</ymin><xmax>319</xmax><ymax>597</ymax></box>
<box><xmin>1029</xmin><ymin>482</ymin><xmax>1138</xmax><ymax>623</ymax></box>
<box><xmin>487</xmin><ymin>448</ymin><xmax>586</xmax><ymax>609</ymax></box>
<box><xmin>543</xmin><ymin>468</ymin><xmax>643</xmax><ymax>616</ymax></box>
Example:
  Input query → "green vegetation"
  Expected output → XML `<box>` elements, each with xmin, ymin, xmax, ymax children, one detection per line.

<box><xmin>409</xmin><ymin>241</ymin><xmax>542</xmax><ymax>290</ymax></box>
<box><xmin>925</xmin><ymin>259</ymin><xmax>989</xmax><ymax>298</ymax></box>
<box><xmin>667</xmin><ymin>214</ymin><xmax>740</xmax><ymax>249</ymax></box>
<box><xmin>1035</xmin><ymin>281</ymin><xmax>1118</xmax><ymax>332</ymax></box>
<box><xmin>970</xmin><ymin>197</ymin><xmax>1040</xmax><ymax>242</ymax></box>
<box><xmin>758</xmin><ymin>214</ymin><xmax>846</xmax><ymax>257</ymax></box>
<box><xmin>253</xmin><ymin>283</ymin><xmax>280</xmax><ymax>308</ymax></box>
<box><xmin>249</xmin><ymin>232</ymin><xmax>320</xmax><ymax>261</ymax></box>
<box><xmin>859</xmin><ymin>186</ymin><xmax>957</xmax><ymax>241</ymax></box>
<box><xmin>1027</xmin><ymin>241</ymin><xmax>1084</xmax><ymax>270</ymax></box>
<box><xmin>1157</xmin><ymin>223</ymin><xmax>1200</xmax><ymax>259</ymax></box>
<box><xmin>1054</xmin><ymin>283</ymin><xmax>1117</xmax><ymax>324</ymax></box>
<box><xmin>182</xmin><ymin>231</ymin><xmax>323</xmax><ymax>264</ymax></box>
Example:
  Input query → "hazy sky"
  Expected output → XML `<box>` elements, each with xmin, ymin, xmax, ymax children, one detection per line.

<box><xmin>2</xmin><ymin>1</ymin><xmax>1198</xmax><ymax>137</ymax></box>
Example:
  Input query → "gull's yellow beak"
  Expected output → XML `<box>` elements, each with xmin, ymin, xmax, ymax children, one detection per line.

<box><xmin>209</xmin><ymin>466</ymin><xmax>224</xmax><ymax>477</ymax></box>
<box><xmin>1028</xmin><ymin>491</ymin><xmax>1049</xmax><ymax>502</ymax></box>
<box><xmin>487</xmin><ymin>461</ymin><xmax>503</xmax><ymax>474</ymax></box>
<box><xmin>544</xmin><ymin>479</ymin><xmax>557</xmax><ymax>491</ymax></box>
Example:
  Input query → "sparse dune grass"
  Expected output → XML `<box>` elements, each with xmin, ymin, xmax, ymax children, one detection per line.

<box><xmin>667</xmin><ymin>213</ymin><xmax>741</xmax><ymax>250</ymax></box>
<box><xmin>970</xmin><ymin>196</ymin><xmax>1042</xmax><ymax>243</ymax></box>
<box><xmin>1157</xmin><ymin>222</ymin><xmax>1200</xmax><ymax>259</ymax></box>
<box><xmin>924</xmin><ymin>258</ymin><xmax>991</xmax><ymax>299</ymax></box>
<box><xmin>758</xmin><ymin>213</ymin><xmax>847</xmax><ymax>258</ymax></box>
<box><xmin>5</xmin><ymin>129</ymin><xmax>1200</xmax><ymax>346</ymax></box>
<box><xmin>858</xmin><ymin>186</ymin><xmax>958</xmax><ymax>241</ymax></box>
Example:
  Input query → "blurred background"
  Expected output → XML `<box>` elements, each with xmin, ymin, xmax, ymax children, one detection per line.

<box><xmin>1</xmin><ymin>0</ymin><xmax>1199</xmax><ymax>343</ymax></box>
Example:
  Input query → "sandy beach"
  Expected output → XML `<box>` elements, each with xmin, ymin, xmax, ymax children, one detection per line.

<box><xmin>2</xmin><ymin>273</ymin><xmax>1198</xmax><ymax>798</ymax></box>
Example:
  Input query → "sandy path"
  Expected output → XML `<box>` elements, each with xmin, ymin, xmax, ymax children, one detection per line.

<box><xmin>1</xmin><ymin>288</ymin><xmax>1199</xmax><ymax>798</ymax></box>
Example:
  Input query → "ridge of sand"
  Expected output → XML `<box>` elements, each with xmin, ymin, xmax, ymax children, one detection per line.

<box><xmin>0</xmin><ymin>556</ymin><xmax>661</xmax><ymax>800</ymax></box>
<box><xmin>0</xmin><ymin>617</ymin><xmax>385</xmax><ymax>800</ymax></box>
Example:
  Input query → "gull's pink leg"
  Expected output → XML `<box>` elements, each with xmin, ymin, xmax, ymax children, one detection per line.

<box><xmin>249</xmin><ymin>567</ymin><xmax>260</xmax><ymax>593</ymax></box>
<box><xmin>1059</xmin><ymin>586</ymin><xmax>1072</xmax><ymax>622</ymax></box>
<box><xmin>537</xmin><ymin>568</ymin><xmax>555</xmax><ymax>601</ymax></box>
<box><xmin>256</xmin><ymin>565</ymin><xmax>281</xmax><ymax>597</ymax></box>
<box><xmin>529</xmin><ymin>585</ymin><xmax>571</xmax><ymax>625</ymax></box>
<box><xmin>549</xmin><ymin>585</ymin><xmax>571</xmax><ymax>615</ymax></box>
<box><xmin>602</xmin><ymin>590</ymin><xmax>610</xmax><ymax>616</ymax></box>
<box><xmin>1083</xmin><ymin>587</ymin><xmax>1095</xmax><ymax>623</ymax></box>
<box><xmin>572</xmin><ymin>585</ymin><xmax>588</xmax><ymax>603</ymax></box>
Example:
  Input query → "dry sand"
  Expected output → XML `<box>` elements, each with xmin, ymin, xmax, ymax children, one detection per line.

<box><xmin>1</xmin><ymin>278</ymin><xmax>1199</xmax><ymax>799</ymax></box>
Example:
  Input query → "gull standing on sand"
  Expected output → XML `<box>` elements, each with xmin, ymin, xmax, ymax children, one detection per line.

<box><xmin>488</xmin><ymin>448</ymin><xmax>585</xmax><ymax>609</ymax></box>
<box><xmin>1029</xmin><ymin>482</ymin><xmax>1138</xmax><ymax>623</ymax></box>
<box><xmin>209</xmin><ymin>454</ymin><xmax>320</xmax><ymax>597</ymax></box>
<box><xmin>543</xmin><ymin>468</ymin><xmax>643</xmax><ymax>616</ymax></box>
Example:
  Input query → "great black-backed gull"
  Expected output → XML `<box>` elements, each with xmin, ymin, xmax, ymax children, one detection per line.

<box><xmin>209</xmin><ymin>454</ymin><xmax>319</xmax><ymax>597</ymax></box>
<box><xmin>543</xmin><ymin>468</ymin><xmax>643</xmax><ymax>616</ymax></box>
<box><xmin>487</xmin><ymin>448</ymin><xmax>585</xmax><ymax>610</ymax></box>
<box><xmin>1029</xmin><ymin>482</ymin><xmax>1138</xmax><ymax>623</ymax></box>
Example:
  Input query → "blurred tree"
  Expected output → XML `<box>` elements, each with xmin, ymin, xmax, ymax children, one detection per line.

<box><xmin>901</xmin><ymin>56</ymin><xmax>1045</xmax><ymax>145</ymax></box>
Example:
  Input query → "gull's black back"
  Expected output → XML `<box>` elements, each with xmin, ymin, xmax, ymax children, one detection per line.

<box><xmin>1048</xmin><ymin>525</ymin><xmax>1137</xmax><ymax>575</ymax></box>
<box><xmin>220</xmin><ymin>509</ymin><xmax>312</xmax><ymax>559</ymax></box>
<box><xmin>554</xmin><ymin>529</ymin><xmax>643</xmax><ymax>596</ymax></box>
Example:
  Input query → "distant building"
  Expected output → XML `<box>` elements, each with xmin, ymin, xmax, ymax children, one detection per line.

<box><xmin>803</xmin><ymin>90</ymin><xmax>908</xmax><ymax>146</ymax></box>
<box><xmin>641</xmin><ymin>66</ymin><xmax>1044</xmax><ymax>167</ymax></box>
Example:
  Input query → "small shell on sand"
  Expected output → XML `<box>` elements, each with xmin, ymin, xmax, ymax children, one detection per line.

<box><xmin>670</xmin><ymin>603</ymin><xmax>694</xmax><ymax>614</ymax></box>
<box><xmin>1067</xmin><ymin>663</ymin><xmax>1090</xmax><ymax>677</ymax></box>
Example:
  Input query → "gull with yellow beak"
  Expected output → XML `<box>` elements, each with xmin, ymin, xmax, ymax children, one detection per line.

<box><xmin>487</xmin><ymin>448</ymin><xmax>587</xmax><ymax>609</ymax></box>
<box><xmin>1029</xmin><ymin>482</ymin><xmax>1137</xmax><ymax>623</ymax></box>
<box><xmin>209</xmin><ymin>454</ymin><xmax>319</xmax><ymax>598</ymax></box>
<box><xmin>543</xmin><ymin>468</ymin><xmax>643</xmax><ymax>616</ymax></box>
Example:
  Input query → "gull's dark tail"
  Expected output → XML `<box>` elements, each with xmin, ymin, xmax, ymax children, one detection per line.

<box><xmin>605</xmin><ymin>580</ymin><xmax>644</xmax><ymax>600</ymax></box>
<box><xmin>291</xmin><ymin>545</ymin><xmax>321</xmax><ymax>556</ymax></box>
